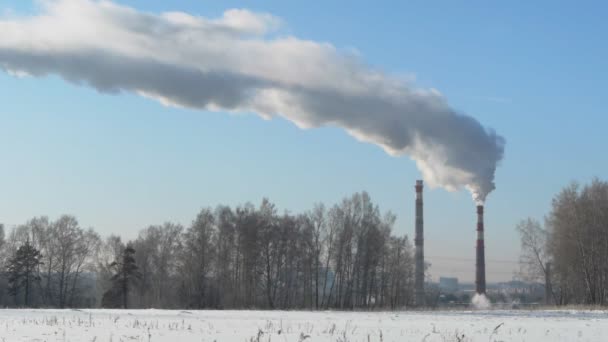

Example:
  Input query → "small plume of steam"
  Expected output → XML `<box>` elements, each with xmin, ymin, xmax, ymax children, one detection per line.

<box><xmin>471</xmin><ymin>293</ymin><xmax>491</xmax><ymax>310</ymax></box>
<box><xmin>0</xmin><ymin>0</ymin><xmax>505</xmax><ymax>201</ymax></box>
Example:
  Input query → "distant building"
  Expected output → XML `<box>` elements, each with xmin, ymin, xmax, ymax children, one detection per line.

<box><xmin>439</xmin><ymin>277</ymin><xmax>459</xmax><ymax>293</ymax></box>
<box><xmin>490</xmin><ymin>280</ymin><xmax>544</xmax><ymax>296</ymax></box>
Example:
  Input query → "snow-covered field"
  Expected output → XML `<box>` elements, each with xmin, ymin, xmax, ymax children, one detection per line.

<box><xmin>0</xmin><ymin>308</ymin><xmax>606</xmax><ymax>342</ymax></box>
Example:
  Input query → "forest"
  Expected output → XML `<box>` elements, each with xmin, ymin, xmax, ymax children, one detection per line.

<box><xmin>517</xmin><ymin>178</ymin><xmax>608</xmax><ymax>305</ymax></box>
<box><xmin>0</xmin><ymin>192</ymin><xmax>415</xmax><ymax>309</ymax></box>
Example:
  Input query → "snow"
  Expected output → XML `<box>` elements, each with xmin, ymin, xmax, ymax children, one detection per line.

<box><xmin>0</xmin><ymin>308</ymin><xmax>606</xmax><ymax>341</ymax></box>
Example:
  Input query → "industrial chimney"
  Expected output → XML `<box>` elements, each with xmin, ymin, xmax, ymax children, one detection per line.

<box><xmin>414</xmin><ymin>180</ymin><xmax>425</xmax><ymax>306</ymax></box>
<box><xmin>475</xmin><ymin>205</ymin><xmax>486</xmax><ymax>294</ymax></box>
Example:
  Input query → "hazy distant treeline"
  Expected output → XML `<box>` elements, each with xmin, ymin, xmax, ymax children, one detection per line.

<box><xmin>518</xmin><ymin>178</ymin><xmax>608</xmax><ymax>305</ymax></box>
<box><xmin>0</xmin><ymin>192</ymin><xmax>415</xmax><ymax>309</ymax></box>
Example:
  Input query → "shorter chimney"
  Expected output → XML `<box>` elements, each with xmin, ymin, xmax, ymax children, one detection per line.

<box><xmin>414</xmin><ymin>180</ymin><xmax>425</xmax><ymax>306</ymax></box>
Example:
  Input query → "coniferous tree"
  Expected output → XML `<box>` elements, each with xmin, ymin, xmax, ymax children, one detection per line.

<box><xmin>102</xmin><ymin>244</ymin><xmax>141</xmax><ymax>308</ymax></box>
<box><xmin>6</xmin><ymin>240</ymin><xmax>43</xmax><ymax>307</ymax></box>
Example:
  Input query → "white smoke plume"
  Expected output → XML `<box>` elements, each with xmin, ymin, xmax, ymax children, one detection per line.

<box><xmin>471</xmin><ymin>293</ymin><xmax>492</xmax><ymax>310</ymax></box>
<box><xmin>0</xmin><ymin>0</ymin><xmax>505</xmax><ymax>202</ymax></box>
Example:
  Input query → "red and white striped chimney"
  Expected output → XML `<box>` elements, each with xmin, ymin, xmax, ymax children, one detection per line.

<box><xmin>475</xmin><ymin>205</ymin><xmax>486</xmax><ymax>294</ymax></box>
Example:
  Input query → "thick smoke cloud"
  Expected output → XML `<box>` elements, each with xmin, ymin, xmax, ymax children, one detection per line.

<box><xmin>0</xmin><ymin>0</ymin><xmax>505</xmax><ymax>203</ymax></box>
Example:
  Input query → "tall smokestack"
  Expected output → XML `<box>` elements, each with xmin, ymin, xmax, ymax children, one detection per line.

<box><xmin>475</xmin><ymin>205</ymin><xmax>486</xmax><ymax>294</ymax></box>
<box><xmin>414</xmin><ymin>180</ymin><xmax>425</xmax><ymax>306</ymax></box>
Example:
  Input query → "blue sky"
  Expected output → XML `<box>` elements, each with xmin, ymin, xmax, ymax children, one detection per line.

<box><xmin>1</xmin><ymin>0</ymin><xmax>607</xmax><ymax>281</ymax></box>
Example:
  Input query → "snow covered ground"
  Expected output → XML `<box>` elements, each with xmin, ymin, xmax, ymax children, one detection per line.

<box><xmin>0</xmin><ymin>308</ymin><xmax>606</xmax><ymax>342</ymax></box>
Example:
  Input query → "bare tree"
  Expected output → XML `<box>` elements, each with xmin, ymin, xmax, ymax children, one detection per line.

<box><xmin>258</xmin><ymin>199</ymin><xmax>280</xmax><ymax>309</ymax></box>
<box><xmin>516</xmin><ymin>218</ymin><xmax>548</xmax><ymax>282</ymax></box>
<box><xmin>52</xmin><ymin>215</ymin><xmax>85</xmax><ymax>308</ymax></box>
<box><xmin>214</xmin><ymin>205</ymin><xmax>236</xmax><ymax>307</ymax></box>
<box><xmin>309</xmin><ymin>203</ymin><xmax>325</xmax><ymax>309</ymax></box>
<box><xmin>67</xmin><ymin>228</ymin><xmax>100</xmax><ymax>307</ymax></box>
<box><xmin>180</xmin><ymin>209</ymin><xmax>215</xmax><ymax>308</ymax></box>
<box><xmin>320</xmin><ymin>205</ymin><xmax>339</xmax><ymax>308</ymax></box>
<box><xmin>149</xmin><ymin>223</ymin><xmax>182</xmax><ymax>308</ymax></box>
<box><xmin>94</xmin><ymin>235</ymin><xmax>125</xmax><ymax>307</ymax></box>
<box><xmin>516</xmin><ymin>218</ymin><xmax>558</xmax><ymax>304</ymax></box>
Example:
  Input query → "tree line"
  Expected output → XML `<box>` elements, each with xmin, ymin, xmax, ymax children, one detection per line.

<box><xmin>0</xmin><ymin>192</ymin><xmax>415</xmax><ymax>309</ymax></box>
<box><xmin>517</xmin><ymin>178</ymin><xmax>608</xmax><ymax>305</ymax></box>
